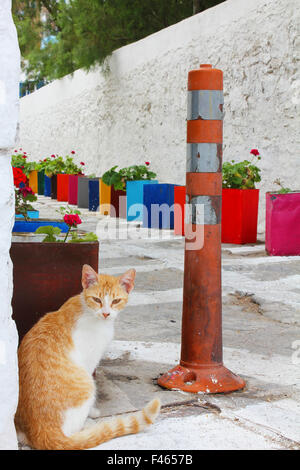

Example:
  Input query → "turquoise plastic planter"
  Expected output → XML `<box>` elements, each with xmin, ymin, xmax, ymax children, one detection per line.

<box><xmin>15</xmin><ymin>210</ymin><xmax>40</xmax><ymax>219</ymax></box>
<box><xmin>13</xmin><ymin>220</ymin><xmax>69</xmax><ymax>233</ymax></box>
<box><xmin>143</xmin><ymin>183</ymin><xmax>175</xmax><ymax>229</ymax></box>
<box><xmin>126</xmin><ymin>180</ymin><xmax>158</xmax><ymax>222</ymax></box>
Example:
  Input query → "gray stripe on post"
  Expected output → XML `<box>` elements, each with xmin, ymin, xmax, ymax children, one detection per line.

<box><xmin>187</xmin><ymin>196</ymin><xmax>221</xmax><ymax>225</ymax></box>
<box><xmin>187</xmin><ymin>90</ymin><xmax>224</xmax><ymax>121</ymax></box>
<box><xmin>186</xmin><ymin>143</ymin><xmax>222</xmax><ymax>173</ymax></box>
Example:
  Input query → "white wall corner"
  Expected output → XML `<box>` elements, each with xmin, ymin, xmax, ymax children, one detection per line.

<box><xmin>0</xmin><ymin>0</ymin><xmax>20</xmax><ymax>450</ymax></box>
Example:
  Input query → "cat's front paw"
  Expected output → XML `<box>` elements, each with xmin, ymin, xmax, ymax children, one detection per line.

<box><xmin>89</xmin><ymin>406</ymin><xmax>101</xmax><ymax>419</ymax></box>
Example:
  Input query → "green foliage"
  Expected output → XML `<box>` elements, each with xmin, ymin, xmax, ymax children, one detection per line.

<box><xmin>273</xmin><ymin>179</ymin><xmax>292</xmax><ymax>194</ymax></box>
<box><xmin>102</xmin><ymin>165</ymin><xmax>157</xmax><ymax>191</ymax></box>
<box><xmin>11</xmin><ymin>152</ymin><xmax>39</xmax><ymax>176</ymax></box>
<box><xmin>42</xmin><ymin>155</ymin><xmax>66</xmax><ymax>177</ymax></box>
<box><xmin>35</xmin><ymin>225</ymin><xmax>62</xmax><ymax>242</ymax></box>
<box><xmin>69</xmin><ymin>232</ymin><xmax>98</xmax><ymax>243</ymax></box>
<box><xmin>13</xmin><ymin>0</ymin><xmax>225</xmax><ymax>83</ymax></box>
<box><xmin>57</xmin><ymin>206</ymin><xmax>81</xmax><ymax>218</ymax></box>
<box><xmin>222</xmin><ymin>154</ymin><xmax>262</xmax><ymax>190</ymax></box>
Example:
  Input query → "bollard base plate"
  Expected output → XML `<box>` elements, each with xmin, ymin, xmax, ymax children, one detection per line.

<box><xmin>157</xmin><ymin>363</ymin><xmax>245</xmax><ymax>394</ymax></box>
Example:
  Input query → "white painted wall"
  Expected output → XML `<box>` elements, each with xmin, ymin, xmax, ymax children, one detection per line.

<box><xmin>20</xmin><ymin>0</ymin><xmax>300</xmax><ymax>230</ymax></box>
<box><xmin>0</xmin><ymin>0</ymin><xmax>20</xmax><ymax>450</ymax></box>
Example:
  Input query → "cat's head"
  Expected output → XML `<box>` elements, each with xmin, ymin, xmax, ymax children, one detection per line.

<box><xmin>81</xmin><ymin>264</ymin><xmax>136</xmax><ymax>321</ymax></box>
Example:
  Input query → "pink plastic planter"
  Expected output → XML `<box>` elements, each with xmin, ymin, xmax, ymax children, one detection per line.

<box><xmin>265</xmin><ymin>192</ymin><xmax>300</xmax><ymax>256</ymax></box>
<box><xmin>68</xmin><ymin>174</ymin><xmax>82</xmax><ymax>205</ymax></box>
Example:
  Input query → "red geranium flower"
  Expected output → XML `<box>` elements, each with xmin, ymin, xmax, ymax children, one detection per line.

<box><xmin>250</xmin><ymin>149</ymin><xmax>260</xmax><ymax>156</ymax></box>
<box><xmin>22</xmin><ymin>156</ymin><xmax>27</xmax><ymax>159</ymax></box>
<box><xmin>51</xmin><ymin>154</ymin><xmax>56</xmax><ymax>158</ymax></box>
<box><xmin>13</xmin><ymin>167</ymin><xmax>27</xmax><ymax>188</ymax></box>
<box><xmin>71</xmin><ymin>151</ymin><xmax>75</xmax><ymax>154</ymax></box>
<box><xmin>145</xmin><ymin>161</ymin><xmax>150</xmax><ymax>166</ymax></box>
<box><xmin>64</xmin><ymin>213</ymin><xmax>82</xmax><ymax>227</ymax></box>
<box><xmin>80</xmin><ymin>162</ymin><xmax>85</xmax><ymax>165</ymax></box>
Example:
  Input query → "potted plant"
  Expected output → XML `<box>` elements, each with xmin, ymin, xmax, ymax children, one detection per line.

<box><xmin>99</xmin><ymin>178</ymin><xmax>111</xmax><ymax>215</ymax></box>
<box><xmin>13</xmin><ymin>167</ymin><xmax>39</xmax><ymax>220</ymax></box>
<box><xmin>36</xmin><ymin>156</ymin><xmax>53</xmax><ymax>197</ymax></box>
<box><xmin>125</xmin><ymin>162</ymin><xmax>158</xmax><ymax>222</ymax></box>
<box><xmin>77</xmin><ymin>173</ymin><xmax>97</xmax><ymax>209</ymax></box>
<box><xmin>69</xmin><ymin>160</ymin><xmax>85</xmax><ymax>205</ymax></box>
<box><xmin>12</xmin><ymin>167</ymin><xmax>69</xmax><ymax>233</ymax></box>
<box><xmin>102</xmin><ymin>163</ymin><xmax>157</xmax><ymax>219</ymax></box>
<box><xmin>12</xmin><ymin>149</ymin><xmax>39</xmax><ymax>193</ymax></box>
<box><xmin>222</xmin><ymin>149</ymin><xmax>261</xmax><ymax>244</ymax></box>
<box><xmin>11</xmin><ymin>207</ymin><xmax>99</xmax><ymax>342</ymax></box>
<box><xmin>143</xmin><ymin>183</ymin><xmax>176</xmax><ymax>229</ymax></box>
<box><xmin>56</xmin><ymin>151</ymin><xmax>85</xmax><ymax>202</ymax></box>
<box><xmin>42</xmin><ymin>154</ymin><xmax>66</xmax><ymax>199</ymax></box>
<box><xmin>265</xmin><ymin>179</ymin><xmax>300</xmax><ymax>256</ymax></box>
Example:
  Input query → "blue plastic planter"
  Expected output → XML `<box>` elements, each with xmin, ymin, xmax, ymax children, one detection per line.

<box><xmin>15</xmin><ymin>210</ymin><xmax>40</xmax><ymax>219</ymax></box>
<box><xmin>13</xmin><ymin>220</ymin><xmax>69</xmax><ymax>233</ymax></box>
<box><xmin>126</xmin><ymin>180</ymin><xmax>158</xmax><ymax>222</ymax></box>
<box><xmin>44</xmin><ymin>175</ymin><xmax>51</xmax><ymax>197</ymax></box>
<box><xmin>143</xmin><ymin>183</ymin><xmax>175</xmax><ymax>229</ymax></box>
<box><xmin>88</xmin><ymin>179</ymin><xmax>100</xmax><ymax>212</ymax></box>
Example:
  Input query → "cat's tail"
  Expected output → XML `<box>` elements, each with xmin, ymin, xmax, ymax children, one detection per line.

<box><xmin>43</xmin><ymin>398</ymin><xmax>160</xmax><ymax>450</ymax></box>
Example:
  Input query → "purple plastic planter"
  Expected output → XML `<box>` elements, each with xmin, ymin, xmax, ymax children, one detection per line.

<box><xmin>265</xmin><ymin>192</ymin><xmax>300</xmax><ymax>256</ymax></box>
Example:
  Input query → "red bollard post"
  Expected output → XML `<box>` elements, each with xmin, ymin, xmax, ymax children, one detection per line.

<box><xmin>158</xmin><ymin>65</ymin><xmax>245</xmax><ymax>393</ymax></box>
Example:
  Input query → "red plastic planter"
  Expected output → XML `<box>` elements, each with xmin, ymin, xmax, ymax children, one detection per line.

<box><xmin>174</xmin><ymin>186</ymin><xmax>186</xmax><ymax>236</ymax></box>
<box><xmin>222</xmin><ymin>188</ymin><xmax>259</xmax><ymax>244</ymax></box>
<box><xmin>266</xmin><ymin>192</ymin><xmax>300</xmax><ymax>256</ymax></box>
<box><xmin>57</xmin><ymin>174</ymin><xmax>69</xmax><ymax>202</ymax></box>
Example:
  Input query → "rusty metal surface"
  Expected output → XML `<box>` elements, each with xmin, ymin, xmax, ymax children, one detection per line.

<box><xmin>10</xmin><ymin>242</ymin><xmax>99</xmax><ymax>343</ymax></box>
<box><xmin>158</xmin><ymin>64</ymin><xmax>245</xmax><ymax>394</ymax></box>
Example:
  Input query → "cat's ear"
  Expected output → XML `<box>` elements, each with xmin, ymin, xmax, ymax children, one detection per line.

<box><xmin>119</xmin><ymin>269</ymin><xmax>136</xmax><ymax>294</ymax></box>
<box><xmin>82</xmin><ymin>264</ymin><xmax>98</xmax><ymax>289</ymax></box>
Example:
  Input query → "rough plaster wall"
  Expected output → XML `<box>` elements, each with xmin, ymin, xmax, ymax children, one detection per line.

<box><xmin>0</xmin><ymin>0</ymin><xmax>20</xmax><ymax>450</ymax></box>
<box><xmin>20</xmin><ymin>0</ymin><xmax>300</xmax><ymax>231</ymax></box>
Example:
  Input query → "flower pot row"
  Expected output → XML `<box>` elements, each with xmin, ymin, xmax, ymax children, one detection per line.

<box><xmin>173</xmin><ymin>187</ymin><xmax>300</xmax><ymax>255</ymax></box>
<box><xmin>37</xmin><ymin>170</ymin><xmax>300</xmax><ymax>256</ymax></box>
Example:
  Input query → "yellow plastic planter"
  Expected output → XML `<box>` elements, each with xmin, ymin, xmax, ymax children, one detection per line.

<box><xmin>28</xmin><ymin>170</ymin><xmax>38</xmax><ymax>194</ymax></box>
<box><xmin>99</xmin><ymin>178</ymin><xmax>111</xmax><ymax>215</ymax></box>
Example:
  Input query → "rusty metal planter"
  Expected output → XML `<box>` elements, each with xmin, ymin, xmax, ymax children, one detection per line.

<box><xmin>11</xmin><ymin>241</ymin><xmax>99</xmax><ymax>343</ymax></box>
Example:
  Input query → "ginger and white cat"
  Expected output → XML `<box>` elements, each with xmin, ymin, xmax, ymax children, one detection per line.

<box><xmin>15</xmin><ymin>264</ymin><xmax>160</xmax><ymax>450</ymax></box>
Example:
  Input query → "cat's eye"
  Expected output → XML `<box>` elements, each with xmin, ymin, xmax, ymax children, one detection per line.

<box><xmin>92</xmin><ymin>297</ymin><xmax>102</xmax><ymax>305</ymax></box>
<box><xmin>112</xmin><ymin>298</ymin><xmax>121</xmax><ymax>305</ymax></box>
